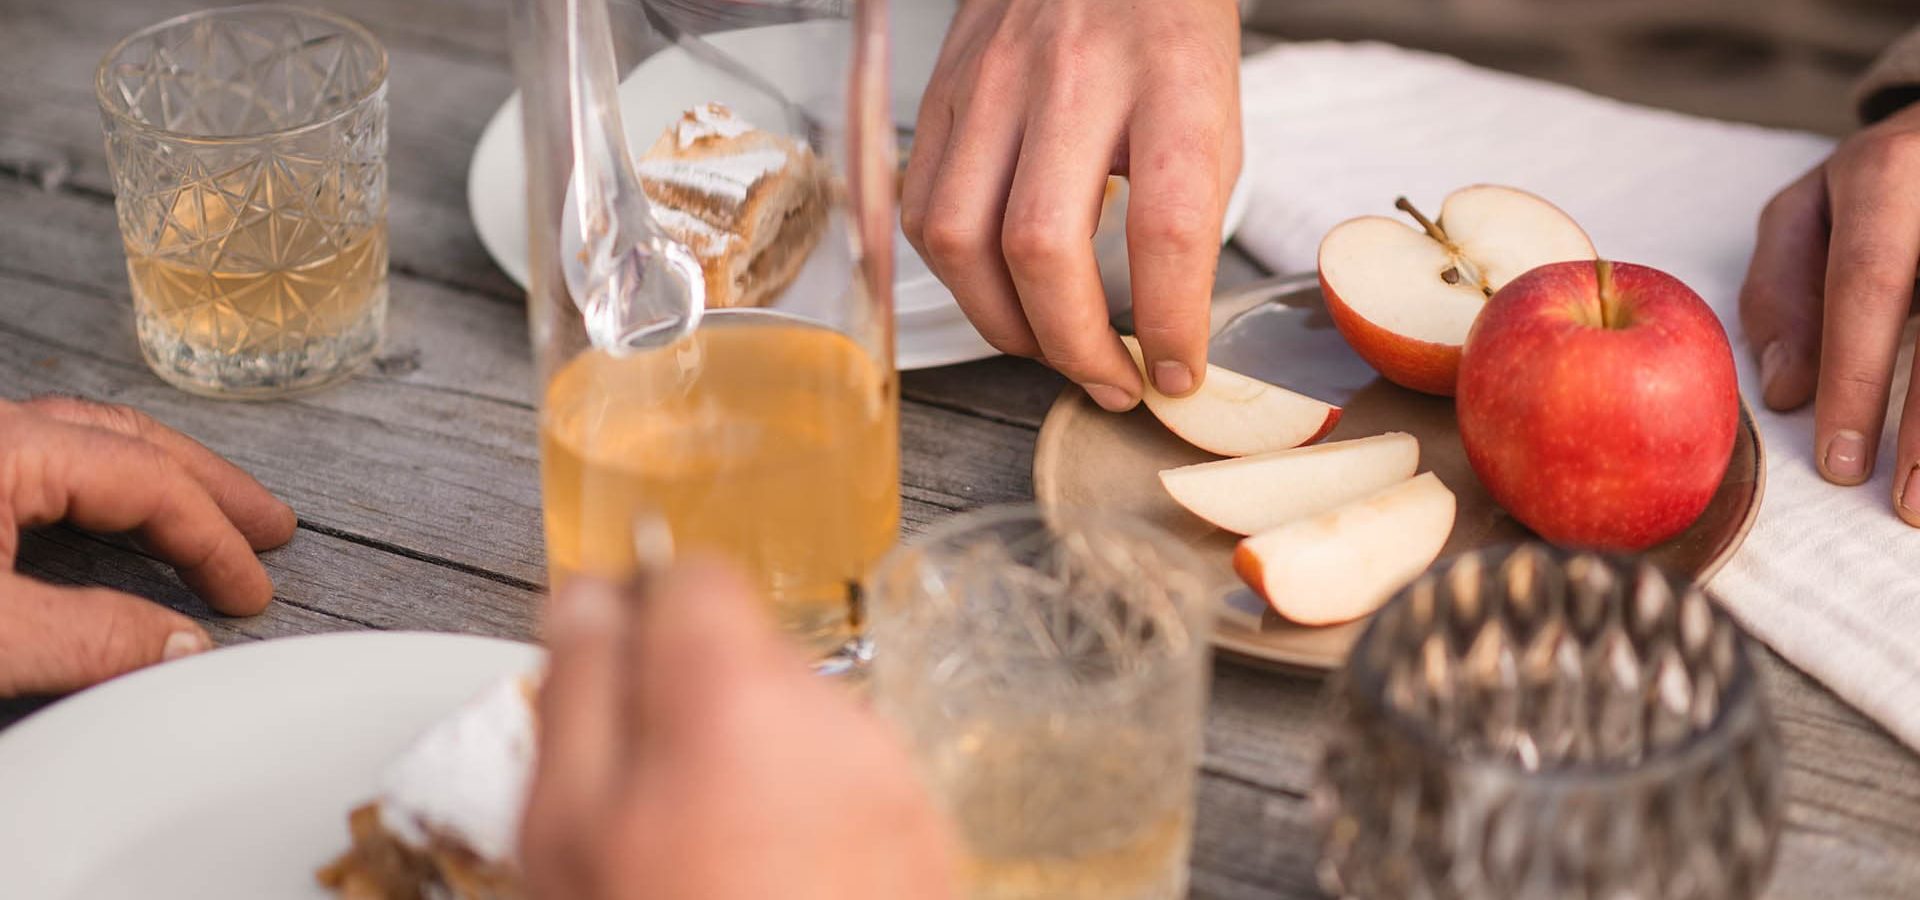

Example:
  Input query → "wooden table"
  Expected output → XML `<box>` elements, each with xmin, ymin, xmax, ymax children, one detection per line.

<box><xmin>2</xmin><ymin>1</ymin><xmax>1918</xmax><ymax>895</ymax></box>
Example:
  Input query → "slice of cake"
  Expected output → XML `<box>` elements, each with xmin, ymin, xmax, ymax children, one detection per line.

<box><xmin>318</xmin><ymin>674</ymin><xmax>538</xmax><ymax>899</ymax></box>
<box><xmin>637</xmin><ymin>103</ymin><xmax>830</xmax><ymax>310</ymax></box>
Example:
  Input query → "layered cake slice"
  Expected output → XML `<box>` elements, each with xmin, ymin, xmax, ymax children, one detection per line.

<box><xmin>637</xmin><ymin>103</ymin><xmax>830</xmax><ymax>309</ymax></box>
<box><xmin>318</xmin><ymin>674</ymin><xmax>538</xmax><ymax>899</ymax></box>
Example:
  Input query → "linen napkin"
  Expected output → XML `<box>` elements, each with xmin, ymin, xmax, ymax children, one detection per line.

<box><xmin>1233</xmin><ymin>42</ymin><xmax>1920</xmax><ymax>749</ymax></box>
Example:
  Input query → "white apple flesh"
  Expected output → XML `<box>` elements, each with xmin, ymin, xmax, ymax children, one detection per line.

<box><xmin>1233</xmin><ymin>471</ymin><xmax>1457</xmax><ymax>626</ymax></box>
<box><xmin>1317</xmin><ymin>185</ymin><xmax>1596</xmax><ymax>396</ymax></box>
<box><xmin>1159</xmin><ymin>432</ymin><xmax>1419</xmax><ymax>536</ymax></box>
<box><xmin>1120</xmin><ymin>336</ymin><xmax>1340</xmax><ymax>457</ymax></box>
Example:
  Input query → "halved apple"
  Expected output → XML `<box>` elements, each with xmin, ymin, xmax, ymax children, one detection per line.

<box><xmin>1159</xmin><ymin>432</ymin><xmax>1418</xmax><ymax>535</ymax></box>
<box><xmin>1317</xmin><ymin>185</ymin><xmax>1596</xmax><ymax>396</ymax></box>
<box><xmin>1232</xmin><ymin>471</ymin><xmax>1456</xmax><ymax>626</ymax></box>
<box><xmin>1120</xmin><ymin>336</ymin><xmax>1340</xmax><ymax>457</ymax></box>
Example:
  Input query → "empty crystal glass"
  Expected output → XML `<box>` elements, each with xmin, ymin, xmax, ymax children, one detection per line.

<box><xmin>866</xmin><ymin>506</ymin><xmax>1216</xmax><ymax>900</ymax></box>
<box><xmin>1315</xmin><ymin>544</ymin><xmax>1783</xmax><ymax>900</ymax></box>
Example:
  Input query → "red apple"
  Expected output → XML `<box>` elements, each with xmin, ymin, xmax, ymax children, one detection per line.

<box><xmin>1318</xmin><ymin>185</ymin><xmax>1596</xmax><ymax>396</ymax></box>
<box><xmin>1456</xmin><ymin>259</ymin><xmax>1738</xmax><ymax>550</ymax></box>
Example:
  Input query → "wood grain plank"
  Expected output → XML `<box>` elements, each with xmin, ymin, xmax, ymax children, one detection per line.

<box><xmin>0</xmin><ymin>0</ymin><xmax>522</xmax><ymax>301</ymax></box>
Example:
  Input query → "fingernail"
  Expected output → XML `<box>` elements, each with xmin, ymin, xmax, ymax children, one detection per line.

<box><xmin>1824</xmin><ymin>430</ymin><xmax>1869</xmax><ymax>482</ymax></box>
<box><xmin>161</xmin><ymin>631</ymin><xmax>209</xmax><ymax>662</ymax></box>
<box><xmin>1084</xmin><ymin>383</ymin><xmax>1137</xmax><ymax>413</ymax></box>
<box><xmin>1759</xmin><ymin>341</ymin><xmax>1788</xmax><ymax>394</ymax></box>
<box><xmin>1900</xmin><ymin>466</ymin><xmax>1920</xmax><ymax>518</ymax></box>
<box><xmin>1152</xmin><ymin>361</ymin><xmax>1194</xmax><ymax>397</ymax></box>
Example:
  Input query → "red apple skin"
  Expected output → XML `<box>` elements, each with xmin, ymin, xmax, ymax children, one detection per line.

<box><xmin>1456</xmin><ymin>261</ymin><xmax>1738</xmax><ymax>551</ymax></box>
<box><xmin>1320</xmin><ymin>271</ymin><xmax>1463</xmax><ymax>396</ymax></box>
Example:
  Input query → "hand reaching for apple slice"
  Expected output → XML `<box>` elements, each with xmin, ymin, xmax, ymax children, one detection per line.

<box><xmin>1120</xmin><ymin>336</ymin><xmax>1341</xmax><ymax>457</ymax></box>
<box><xmin>1318</xmin><ymin>185</ymin><xmax>1596</xmax><ymax>396</ymax></box>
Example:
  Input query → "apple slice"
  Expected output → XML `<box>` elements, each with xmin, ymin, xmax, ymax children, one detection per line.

<box><xmin>1120</xmin><ymin>336</ymin><xmax>1340</xmax><ymax>457</ymax></box>
<box><xmin>1233</xmin><ymin>471</ymin><xmax>1456</xmax><ymax>626</ymax></box>
<box><xmin>1159</xmin><ymin>432</ymin><xmax>1418</xmax><ymax>535</ymax></box>
<box><xmin>1318</xmin><ymin>185</ymin><xmax>1596</xmax><ymax>396</ymax></box>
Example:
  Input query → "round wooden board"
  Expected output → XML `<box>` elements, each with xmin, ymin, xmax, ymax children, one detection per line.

<box><xmin>1034</xmin><ymin>275</ymin><xmax>1766</xmax><ymax>673</ymax></box>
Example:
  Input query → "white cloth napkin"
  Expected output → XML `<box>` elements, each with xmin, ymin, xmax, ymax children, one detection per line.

<box><xmin>1234</xmin><ymin>42</ymin><xmax>1920</xmax><ymax>749</ymax></box>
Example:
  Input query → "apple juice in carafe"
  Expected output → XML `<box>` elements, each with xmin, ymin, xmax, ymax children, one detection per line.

<box><xmin>539</xmin><ymin>312</ymin><xmax>898</xmax><ymax>656</ymax></box>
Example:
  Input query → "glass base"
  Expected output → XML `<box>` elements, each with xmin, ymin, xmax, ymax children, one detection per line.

<box><xmin>135</xmin><ymin>287</ymin><xmax>386</xmax><ymax>399</ymax></box>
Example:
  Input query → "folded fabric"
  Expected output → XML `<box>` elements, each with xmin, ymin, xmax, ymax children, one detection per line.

<box><xmin>1234</xmin><ymin>41</ymin><xmax>1920</xmax><ymax>750</ymax></box>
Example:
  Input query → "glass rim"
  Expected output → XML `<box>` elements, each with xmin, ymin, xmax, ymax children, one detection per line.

<box><xmin>869</xmin><ymin>502</ymin><xmax>1214</xmax><ymax>615</ymax></box>
<box><xmin>864</xmin><ymin>503</ymin><xmax>1219</xmax><ymax>680</ymax></box>
<box><xmin>1342</xmin><ymin>544</ymin><xmax>1767</xmax><ymax>789</ymax></box>
<box><xmin>94</xmin><ymin>3</ymin><xmax>390</xmax><ymax>146</ymax></box>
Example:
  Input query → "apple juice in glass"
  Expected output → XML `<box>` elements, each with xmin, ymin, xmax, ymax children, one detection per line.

<box><xmin>510</xmin><ymin>0</ymin><xmax>897</xmax><ymax>660</ymax></box>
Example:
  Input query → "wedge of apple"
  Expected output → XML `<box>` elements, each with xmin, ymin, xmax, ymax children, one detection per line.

<box><xmin>1159</xmin><ymin>432</ymin><xmax>1418</xmax><ymax>536</ymax></box>
<box><xmin>1120</xmin><ymin>336</ymin><xmax>1340</xmax><ymax>457</ymax></box>
<box><xmin>1318</xmin><ymin>185</ymin><xmax>1596</xmax><ymax>396</ymax></box>
<box><xmin>1233</xmin><ymin>471</ymin><xmax>1456</xmax><ymax>626</ymax></box>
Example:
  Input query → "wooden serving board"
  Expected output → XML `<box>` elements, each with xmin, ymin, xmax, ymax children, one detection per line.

<box><xmin>1034</xmin><ymin>275</ymin><xmax>1764</xmax><ymax>671</ymax></box>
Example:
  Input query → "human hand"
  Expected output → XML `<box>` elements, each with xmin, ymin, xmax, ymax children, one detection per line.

<box><xmin>900</xmin><ymin>0</ymin><xmax>1241</xmax><ymax>411</ymax></box>
<box><xmin>1739</xmin><ymin>103</ymin><xmax>1920</xmax><ymax>523</ymax></box>
<box><xmin>0</xmin><ymin>396</ymin><xmax>296</xmax><ymax>696</ymax></box>
<box><xmin>521</xmin><ymin>563</ymin><xmax>955</xmax><ymax>900</ymax></box>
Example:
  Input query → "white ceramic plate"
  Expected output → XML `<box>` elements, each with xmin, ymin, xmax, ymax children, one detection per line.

<box><xmin>0</xmin><ymin>632</ymin><xmax>543</xmax><ymax>900</ymax></box>
<box><xmin>466</xmin><ymin>17</ymin><xmax>1251</xmax><ymax>370</ymax></box>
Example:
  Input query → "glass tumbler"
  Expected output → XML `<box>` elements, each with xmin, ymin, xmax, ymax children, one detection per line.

<box><xmin>510</xmin><ymin>0</ymin><xmax>898</xmax><ymax>665</ymax></box>
<box><xmin>96</xmin><ymin>5</ymin><xmax>389</xmax><ymax>398</ymax></box>
<box><xmin>867</xmin><ymin>506</ymin><xmax>1216</xmax><ymax>900</ymax></box>
<box><xmin>1316</xmin><ymin>544</ymin><xmax>1783</xmax><ymax>900</ymax></box>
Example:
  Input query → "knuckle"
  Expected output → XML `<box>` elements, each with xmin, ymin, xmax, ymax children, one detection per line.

<box><xmin>1131</xmin><ymin>319</ymin><xmax>1198</xmax><ymax>348</ymax></box>
<box><xmin>1000</xmin><ymin>214</ymin><xmax>1076</xmax><ymax>270</ymax></box>
<box><xmin>1039</xmin><ymin>343</ymin><xmax>1107</xmax><ymax>379</ymax></box>
<box><xmin>1132</xmin><ymin>201</ymin><xmax>1216</xmax><ymax>256</ymax></box>
<box><xmin>1825</xmin><ymin>364</ymin><xmax>1889</xmax><ymax>401</ymax></box>
<box><xmin>899</xmin><ymin>203</ymin><xmax>927</xmax><ymax>246</ymax></box>
<box><xmin>980</xmin><ymin>329</ymin><xmax>1041</xmax><ymax>358</ymax></box>
<box><xmin>922</xmin><ymin>215</ymin><xmax>988</xmax><ymax>265</ymax></box>
<box><xmin>1840</xmin><ymin>129</ymin><xmax>1920</xmax><ymax>181</ymax></box>
<box><xmin>75</xmin><ymin>599</ymin><xmax>150</xmax><ymax>680</ymax></box>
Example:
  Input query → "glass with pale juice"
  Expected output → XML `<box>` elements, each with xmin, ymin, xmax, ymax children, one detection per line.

<box><xmin>511</xmin><ymin>0</ymin><xmax>898</xmax><ymax>661</ymax></box>
<box><xmin>98</xmin><ymin>6</ymin><xmax>389</xmax><ymax>398</ymax></box>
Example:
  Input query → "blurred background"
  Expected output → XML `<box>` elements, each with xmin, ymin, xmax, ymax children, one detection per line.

<box><xmin>1244</xmin><ymin>0</ymin><xmax>1916</xmax><ymax>135</ymax></box>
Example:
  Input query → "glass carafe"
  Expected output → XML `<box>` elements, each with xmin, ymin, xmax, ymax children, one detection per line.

<box><xmin>509</xmin><ymin>0</ymin><xmax>896</xmax><ymax>665</ymax></box>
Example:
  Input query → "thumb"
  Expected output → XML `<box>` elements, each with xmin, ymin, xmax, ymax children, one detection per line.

<box><xmin>1739</xmin><ymin>167</ymin><xmax>1828</xmax><ymax>412</ymax></box>
<box><xmin>0</xmin><ymin>575</ymin><xmax>212</xmax><ymax>696</ymax></box>
<box><xmin>622</xmin><ymin>560</ymin><xmax>803</xmax><ymax>752</ymax></box>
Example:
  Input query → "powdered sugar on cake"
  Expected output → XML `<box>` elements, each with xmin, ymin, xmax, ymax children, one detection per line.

<box><xmin>636</xmin><ymin>149</ymin><xmax>794</xmax><ymax>204</ymax></box>
<box><xmin>675</xmin><ymin>102</ymin><xmax>755</xmax><ymax>149</ymax></box>
<box><xmin>649</xmin><ymin>205</ymin><xmax>736</xmax><ymax>249</ymax></box>
<box><xmin>377</xmin><ymin>675</ymin><xmax>537</xmax><ymax>865</ymax></box>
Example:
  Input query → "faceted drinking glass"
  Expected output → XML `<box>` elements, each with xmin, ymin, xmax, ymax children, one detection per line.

<box><xmin>1316</xmin><ymin>543</ymin><xmax>1784</xmax><ymax>900</ymax></box>
<box><xmin>509</xmin><ymin>0</ymin><xmax>898</xmax><ymax>666</ymax></box>
<box><xmin>96</xmin><ymin>5</ymin><xmax>389</xmax><ymax>398</ymax></box>
<box><xmin>867</xmin><ymin>506</ymin><xmax>1216</xmax><ymax>900</ymax></box>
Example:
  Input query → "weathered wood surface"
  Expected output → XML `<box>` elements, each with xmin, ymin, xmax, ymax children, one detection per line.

<box><xmin>1</xmin><ymin>0</ymin><xmax>1918</xmax><ymax>896</ymax></box>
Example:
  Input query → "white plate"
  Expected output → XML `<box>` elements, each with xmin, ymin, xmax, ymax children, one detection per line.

<box><xmin>0</xmin><ymin>632</ymin><xmax>543</xmax><ymax>900</ymax></box>
<box><xmin>467</xmin><ymin>17</ymin><xmax>1251</xmax><ymax>371</ymax></box>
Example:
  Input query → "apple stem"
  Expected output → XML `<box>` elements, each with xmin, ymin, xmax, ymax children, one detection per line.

<box><xmin>1395</xmin><ymin>197</ymin><xmax>1448</xmax><ymax>245</ymax></box>
<box><xmin>1397</xmin><ymin>196</ymin><xmax>1494</xmax><ymax>298</ymax></box>
<box><xmin>1595</xmin><ymin>259</ymin><xmax>1621</xmax><ymax>328</ymax></box>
